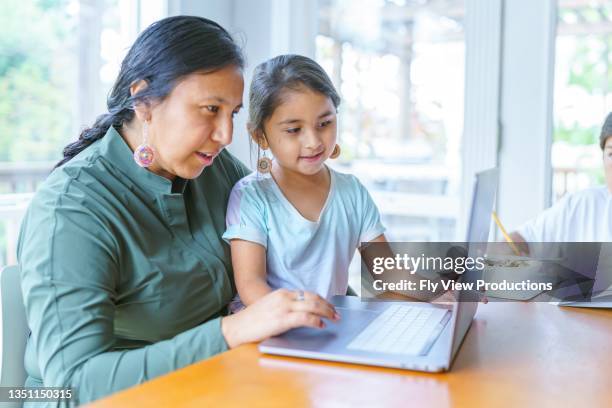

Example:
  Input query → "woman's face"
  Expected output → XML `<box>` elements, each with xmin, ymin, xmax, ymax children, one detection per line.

<box><xmin>261</xmin><ymin>87</ymin><xmax>337</xmax><ymax>177</ymax></box>
<box><xmin>146</xmin><ymin>65</ymin><xmax>244</xmax><ymax>180</ymax></box>
<box><xmin>604</xmin><ymin>136</ymin><xmax>612</xmax><ymax>192</ymax></box>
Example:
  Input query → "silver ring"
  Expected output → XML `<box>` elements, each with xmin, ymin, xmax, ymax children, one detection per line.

<box><xmin>295</xmin><ymin>290</ymin><xmax>305</xmax><ymax>301</ymax></box>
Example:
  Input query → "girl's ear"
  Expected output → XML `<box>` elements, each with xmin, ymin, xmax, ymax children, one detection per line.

<box><xmin>130</xmin><ymin>79</ymin><xmax>152</xmax><ymax>122</ymax></box>
<box><xmin>249</xmin><ymin>128</ymin><xmax>269</xmax><ymax>150</ymax></box>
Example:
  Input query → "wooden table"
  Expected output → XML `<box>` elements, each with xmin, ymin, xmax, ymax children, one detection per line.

<box><xmin>88</xmin><ymin>302</ymin><xmax>612</xmax><ymax>407</ymax></box>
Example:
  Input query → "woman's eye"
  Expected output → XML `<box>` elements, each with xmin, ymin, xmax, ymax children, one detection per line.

<box><xmin>205</xmin><ymin>105</ymin><xmax>219</xmax><ymax>113</ymax></box>
<box><xmin>286</xmin><ymin>128</ymin><xmax>301</xmax><ymax>134</ymax></box>
<box><xmin>319</xmin><ymin>120</ymin><xmax>332</xmax><ymax>128</ymax></box>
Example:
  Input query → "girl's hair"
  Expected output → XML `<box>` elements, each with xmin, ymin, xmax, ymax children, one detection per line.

<box><xmin>248</xmin><ymin>54</ymin><xmax>341</xmax><ymax>138</ymax></box>
<box><xmin>56</xmin><ymin>15</ymin><xmax>244</xmax><ymax>168</ymax></box>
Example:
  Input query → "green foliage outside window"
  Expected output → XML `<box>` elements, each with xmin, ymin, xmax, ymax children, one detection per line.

<box><xmin>0</xmin><ymin>0</ymin><xmax>75</xmax><ymax>162</ymax></box>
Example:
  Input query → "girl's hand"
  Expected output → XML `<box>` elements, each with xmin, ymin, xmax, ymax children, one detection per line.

<box><xmin>221</xmin><ymin>289</ymin><xmax>341</xmax><ymax>348</ymax></box>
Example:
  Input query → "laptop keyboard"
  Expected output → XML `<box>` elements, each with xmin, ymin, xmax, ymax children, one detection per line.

<box><xmin>347</xmin><ymin>305</ymin><xmax>450</xmax><ymax>356</ymax></box>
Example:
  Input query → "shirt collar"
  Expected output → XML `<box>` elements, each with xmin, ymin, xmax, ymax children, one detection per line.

<box><xmin>98</xmin><ymin>126</ymin><xmax>188</xmax><ymax>195</ymax></box>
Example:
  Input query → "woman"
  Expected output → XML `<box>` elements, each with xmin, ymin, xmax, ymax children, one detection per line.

<box><xmin>18</xmin><ymin>16</ymin><xmax>337</xmax><ymax>406</ymax></box>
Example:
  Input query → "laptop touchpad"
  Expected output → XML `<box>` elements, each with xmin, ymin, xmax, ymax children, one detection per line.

<box><xmin>264</xmin><ymin>307</ymin><xmax>378</xmax><ymax>351</ymax></box>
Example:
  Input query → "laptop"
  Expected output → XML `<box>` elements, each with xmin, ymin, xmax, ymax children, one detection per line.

<box><xmin>557</xmin><ymin>242</ymin><xmax>612</xmax><ymax>308</ymax></box>
<box><xmin>259</xmin><ymin>168</ymin><xmax>498</xmax><ymax>372</ymax></box>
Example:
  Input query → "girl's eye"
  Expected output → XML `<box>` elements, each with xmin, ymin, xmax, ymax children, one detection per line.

<box><xmin>286</xmin><ymin>128</ymin><xmax>301</xmax><ymax>134</ymax></box>
<box><xmin>205</xmin><ymin>105</ymin><xmax>219</xmax><ymax>113</ymax></box>
<box><xmin>319</xmin><ymin>119</ymin><xmax>333</xmax><ymax>128</ymax></box>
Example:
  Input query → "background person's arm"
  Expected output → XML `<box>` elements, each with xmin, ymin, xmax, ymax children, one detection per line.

<box><xmin>509</xmin><ymin>231</ymin><xmax>530</xmax><ymax>255</ymax></box>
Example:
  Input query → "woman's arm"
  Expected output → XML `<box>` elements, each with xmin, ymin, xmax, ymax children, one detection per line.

<box><xmin>18</xmin><ymin>194</ymin><xmax>231</xmax><ymax>405</ymax></box>
<box><xmin>230</xmin><ymin>239</ymin><xmax>273</xmax><ymax>306</ymax></box>
<box><xmin>221</xmin><ymin>288</ymin><xmax>340</xmax><ymax>348</ymax></box>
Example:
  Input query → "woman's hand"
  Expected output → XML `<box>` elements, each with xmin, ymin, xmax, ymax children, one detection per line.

<box><xmin>221</xmin><ymin>289</ymin><xmax>341</xmax><ymax>348</ymax></box>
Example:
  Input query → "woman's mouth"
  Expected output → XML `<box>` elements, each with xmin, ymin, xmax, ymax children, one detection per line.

<box><xmin>195</xmin><ymin>151</ymin><xmax>217</xmax><ymax>166</ymax></box>
<box><xmin>299</xmin><ymin>151</ymin><xmax>324</xmax><ymax>163</ymax></box>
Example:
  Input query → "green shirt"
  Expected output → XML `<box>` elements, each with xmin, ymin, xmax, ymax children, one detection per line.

<box><xmin>17</xmin><ymin>126</ymin><xmax>250</xmax><ymax>406</ymax></box>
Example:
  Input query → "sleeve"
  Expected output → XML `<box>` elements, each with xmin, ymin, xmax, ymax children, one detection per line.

<box><xmin>354</xmin><ymin>178</ymin><xmax>386</xmax><ymax>243</ymax></box>
<box><xmin>222</xmin><ymin>181</ymin><xmax>268</xmax><ymax>248</ymax></box>
<box><xmin>17</xmin><ymin>191</ymin><xmax>228</xmax><ymax>406</ymax></box>
<box><xmin>515</xmin><ymin>194</ymin><xmax>572</xmax><ymax>242</ymax></box>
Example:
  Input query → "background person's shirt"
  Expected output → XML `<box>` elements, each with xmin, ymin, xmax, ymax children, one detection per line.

<box><xmin>222</xmin><ymin>168</ymin><xmax>385</xmax><ymax>303</ymax></box>
<box><xmin>517</xmin><ymin>186</ymin><xmax>612</xmax><ymax>242</ymax></box>
<box><xmin>17</xmin><ymin>126</ymin><xmax>249</xmax><ymax>406</ymax></box>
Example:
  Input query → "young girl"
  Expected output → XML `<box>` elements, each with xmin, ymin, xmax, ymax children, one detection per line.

<box><xmin>223</xmin><ymin>54</ymin><xmax>386</xmax><ymax>311</ymax></box>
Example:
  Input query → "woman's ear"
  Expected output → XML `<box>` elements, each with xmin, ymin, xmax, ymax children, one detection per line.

<box><xmin>249</xmin><ymin>128</ymin><xmax>269</xmax><ymax>150</ymax></box>
<box><xmin>130</xmin><ymin>79</ymin><xmax>151</xmax><ymax>122</ymax></box>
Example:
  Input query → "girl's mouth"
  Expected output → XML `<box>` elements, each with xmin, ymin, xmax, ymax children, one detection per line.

<box><xmin>299</xmin><ymin>151</ymin><xmax>324</xmax><ymax>163</ymax></box>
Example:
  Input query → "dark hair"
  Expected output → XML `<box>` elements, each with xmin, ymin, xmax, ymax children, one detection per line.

<box><xmin>248</xmin><ymin>54</ymin><xmax>340</xmax><ymax>137</ymax></box>
<box><xmin>601</xmin><ymin>112</ymin><xmax>612</xmax><ymax>150</ymax></box>
<box><xmin>56</xmin><ymin>15</ymin><xmax>244</xmax><ymax>168</ymax></box>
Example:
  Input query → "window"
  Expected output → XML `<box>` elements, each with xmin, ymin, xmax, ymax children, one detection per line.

<box><xmin>0</xmin><ymin>0</ymin><xmax>167</xmax><ymax>267</ymax></box>
<box><xmin>316</xmin><ymin>0</ymin><xmax>465</xmax><ymax>243</ymax></box>
<box><xmin>553</xmin><ymin>0</ymin><xmax>612</xmax><ymax>201</ymax></box>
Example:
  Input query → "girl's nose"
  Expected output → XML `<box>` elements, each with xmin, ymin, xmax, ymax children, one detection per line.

<box><xmin>303</xmin><ymin>128</ymin><xmax>323</xmax><ymax>149</ymax></box>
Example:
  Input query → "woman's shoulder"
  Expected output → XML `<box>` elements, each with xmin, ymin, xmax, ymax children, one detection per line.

<box><xmin>18</xmin><ymin>158</ymin><xmax>118</xmax><ymax>261</ymax></box>
<box><xmin>23</xmin><ymin>149</ymin><xmax>123</xmax><ymax>241</ymax></box>
<box><xmin>33</xmin><ymin>152</ymin><xmax>106</xmax><ymax>206</ymax></box>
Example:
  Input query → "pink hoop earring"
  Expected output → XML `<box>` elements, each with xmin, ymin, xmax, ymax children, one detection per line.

<box><xmin>133</xmin><ymin>120</ymin><xmax>155</xmax><ymax>167</ymax></box>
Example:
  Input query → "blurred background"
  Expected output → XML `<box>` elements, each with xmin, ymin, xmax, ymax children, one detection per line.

<box><xmin>1</xmin><ymin>0</ymin><xmax>610</xmax><ymax>280</ymax></box>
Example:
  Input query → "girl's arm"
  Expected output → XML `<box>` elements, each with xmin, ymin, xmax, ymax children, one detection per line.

<box><xmin>230</xmin><ymin>239</ymin><xmax>273</xmax><ymax>306</ymax></box>
<box><xmin>359</xmin><ymin>234</ymin><xmax>445</xmax><ymax>301</ymax></box>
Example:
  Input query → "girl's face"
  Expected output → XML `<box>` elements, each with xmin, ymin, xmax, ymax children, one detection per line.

<box><xmin>604</xmin><ymin>137</ymin><xmax>612</xmax><ymax>192</ymax></box>
<box><xmin>144</xmin><ymin>65</ymin><xmax>244</xmax><ymax>180</ymax></box>
<box><xmin>261</xmin><ymin>87</ymin><xmax>337</xmax><ymax>177</ymax></box>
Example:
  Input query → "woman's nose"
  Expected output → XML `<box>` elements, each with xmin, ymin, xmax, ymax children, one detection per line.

<box><xmin>212</xmin><ymin>117</ymin><xmax>233</xmax><ymax>146</ymax></box>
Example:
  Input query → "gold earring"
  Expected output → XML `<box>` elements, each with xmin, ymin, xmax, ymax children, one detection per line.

<box><xmin>257</xmin><ymin>150</ymin><xmax>272</xmax><ymax>173</ymax></box>
<box><xmin>330</xmin><ymin>144</ymin><xmax>341</xmax><ymax>159</ymax></box>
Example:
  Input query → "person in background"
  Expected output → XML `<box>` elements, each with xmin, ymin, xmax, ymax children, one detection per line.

<box><xmin>510</xmin><ymin>112</ymin><xmax>612</xmax><ymax>251</ymax></box>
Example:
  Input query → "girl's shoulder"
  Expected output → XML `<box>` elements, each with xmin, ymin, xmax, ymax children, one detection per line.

<box><xmin>329</xmin><ymin>167</ymin><xmax>367</xmax><ymax>195</ymax></box>
<box><xmin>229</xmin><ymin>171</ymin><xmax>277</xmax><ymax>206</ymax></box>
<box><xmin>232</xmin><ymin>171</ymin><xmax>274</xmax><ymax>192</ymax></box>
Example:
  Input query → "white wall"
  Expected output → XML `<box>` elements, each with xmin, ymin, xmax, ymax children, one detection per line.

<box><xmin>168</xmin><ymin>0</ymin><xmax>233</xmax><ymax>25</ymax></box>
<box><xmin>498</xmin><ymin>0</ymin><xmax>557</xmax><ymax>230</ymax></box>
<box><xmin>460</xmin><ymin>0</ymin><xmax>503</xmax><ymax>240</ymax></box>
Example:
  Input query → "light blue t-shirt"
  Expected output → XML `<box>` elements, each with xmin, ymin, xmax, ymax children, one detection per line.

<box><xmin>222</xmin><ymin>167</ymin><xmax>385</xmax><ymax>301</ymax></box>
